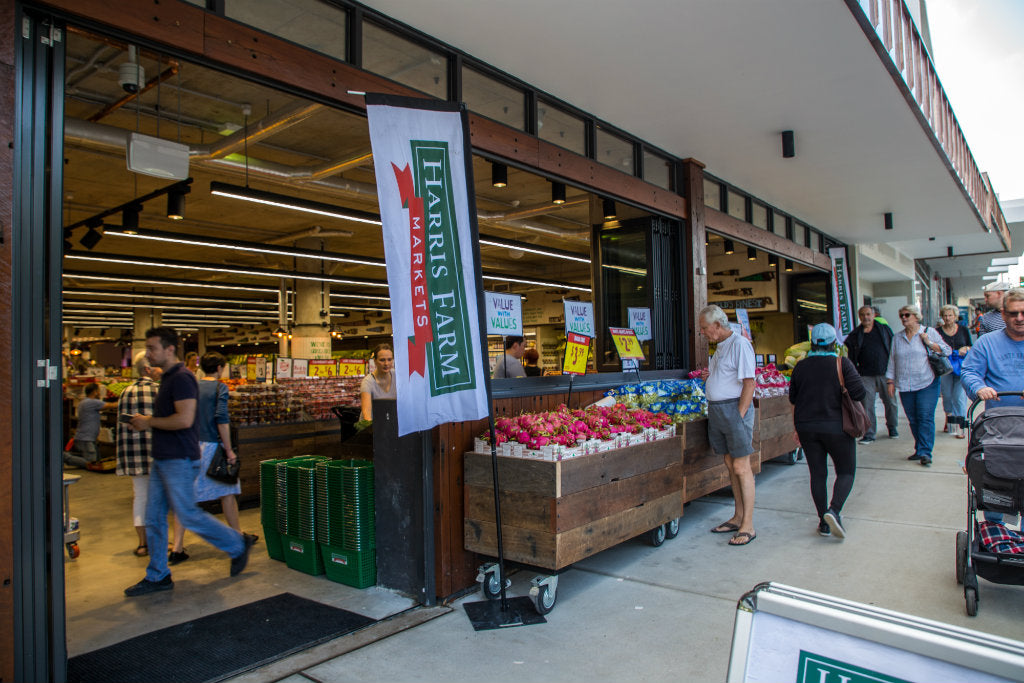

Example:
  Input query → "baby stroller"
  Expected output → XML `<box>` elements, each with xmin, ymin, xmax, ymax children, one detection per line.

<box><xmin>956</xmin><ymin>394</ymin><xmax>1024</xmax><ymax>616</ymax></box>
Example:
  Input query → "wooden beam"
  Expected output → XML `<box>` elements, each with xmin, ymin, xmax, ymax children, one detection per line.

<box><xmin>705</xmin><ymin>207</ymin><xmax>831</xmax><ymax>271</ymax></box>
<box><xmin>682</xmin><ymin>159</ymin><xmax>708</xmax><ymax>368</ymax></box>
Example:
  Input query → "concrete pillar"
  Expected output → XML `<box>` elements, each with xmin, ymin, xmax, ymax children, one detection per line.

<box><xmin>290</xmin><ymin>238</ymin><xmax>332</xmax><ymax>359</ymax></box>
<box><xmin>132</xmin><ymin>308</ymin><xmax>162</xmax><ymax>360</ymax></box>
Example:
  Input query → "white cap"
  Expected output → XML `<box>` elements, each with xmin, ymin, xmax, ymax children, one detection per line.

<box><xmin>985</xmin><ymin>281</ymin><xmax>1011</xmax><ymax>292</ymax></box>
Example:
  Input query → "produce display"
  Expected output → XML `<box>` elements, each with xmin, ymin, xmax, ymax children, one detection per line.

<box><xmin>605</xmin><ymin>379</ymin><xmax>707</xmax><ymax>423</ymax></box>
<box><xmin>278</xmin><ymin>376</ymin><xmax>361</xmax><ymax>421</ymax></box>
<box><xmin>475</xmin><ymin>403</ymin><xmax>675</xmax><ymax>461</ymax></box>
<box><xmin>228</xmin><ymin>376</ymin><xmax>362</xmax><ymax>425</ymax></box>
<box><xmin>782</xmin><ymin>341</ymin><xmax>848</xmax><ymax>368</ymax></box>
<box><xmin>754</xmin><ymin>364</ymin><xmax>790</xmax><ymax>399</ymax></box>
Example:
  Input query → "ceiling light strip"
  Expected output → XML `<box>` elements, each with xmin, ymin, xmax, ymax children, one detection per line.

<box><xmin>63</xmin><ymin>290</ymin><xmax>280</xmax><ymax>306</ymax></box>
<box><xmin>210</xmin><ymin>181</ymin><xmax>382</xmax><ymax>226</ymax></box>
<box><xmin>63</xmin><ymin>272</ymin><xmax>279</xmax><ymax>293</ymax></box>
<box><xmin>478</xmin><ymin>237</ymin><xmax>590</xmax><ymax>264</ymax></box>
<box><xmin>480</xmin><ymin>274</ymin><xmax>591</xmax><ymax>293</ymax></box>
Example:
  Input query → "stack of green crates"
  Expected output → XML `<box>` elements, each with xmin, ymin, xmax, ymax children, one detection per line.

<box><xmin>259</xmin><ymin>455</ymin><xmax>328</xmax><ymax>564</ymax></box>
<box><xmin>281</xmin><ymin>458</ymin><xmax>326</xmax><ymax>575</ymax></box>
<box><xmin>316</xmin><ymin>459</ymin><xmax>376</xmax><ymax>588</ymax></box>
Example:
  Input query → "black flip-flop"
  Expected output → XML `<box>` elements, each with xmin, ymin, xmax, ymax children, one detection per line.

<box><xmin>710</xmin><ymin>522</ymin><xmax>740</xmax><ymax>534</ymax></box>
<box><xmin>133</xmin><ymin>544</ymin><xmax>148</xmax><ymax>557</ymax></box>
<box><xmin>729</xmin><ymin>531</ymin><xmax>756</xmax><ymax>546</ymax></box>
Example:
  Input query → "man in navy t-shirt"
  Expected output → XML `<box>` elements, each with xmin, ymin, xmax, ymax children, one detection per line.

<box><xmin>124</xmin><ymin>327</ymin><xmax>254</xmax><ymax>597</ymax></box>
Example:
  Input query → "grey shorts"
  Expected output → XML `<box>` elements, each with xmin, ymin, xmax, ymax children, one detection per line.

<box><xmin>707</xmin><ymin>399</ymin><xmax>755</xmax><ymax>457</ymax></box>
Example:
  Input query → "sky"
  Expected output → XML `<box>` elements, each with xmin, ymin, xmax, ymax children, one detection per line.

<box><xmin>925</xmin><ymin>0</ymin><xmax>1024</xmax><ymax>202</ymax></box>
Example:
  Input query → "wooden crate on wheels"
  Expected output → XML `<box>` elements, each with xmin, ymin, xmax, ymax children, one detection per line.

<box><xmin>463</xmin><ymin>436</ymin><xmax>684</xmax><ymax>614</ymax></box>
<box><xmin>680</xmin><ymin>418</ymin><xmax>760</xmax><ymax>503</ymax></box>
<box><xmin>753</xmin><ymin>395</ymin><xmax>800</xmax><ymax>466</ymax></box>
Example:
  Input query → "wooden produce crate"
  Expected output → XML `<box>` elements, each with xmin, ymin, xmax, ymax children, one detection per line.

<box><xmin>464</xmin><ymin>437</ymin><xmax>684</xmax><ymax>571</ymax></box>
<box><xmin>679</xmin><ymin>416</ymin><xmax>760</xmax><ymax>503</ymax></box>
<box><xmin>752</xmin><ymin>395</ymin><xmax>798</xmax><ymax>465</ymax></box>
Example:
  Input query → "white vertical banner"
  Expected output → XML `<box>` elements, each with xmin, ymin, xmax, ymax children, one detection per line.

<box><xmin>829</xmin><ymin>247</ymin><xmax>856</xmax><ymax>342</ymax></box>
<box><xmin>366</xmin><ymin>95</ymin><xmax>489</xmax><ymax>436</ymax></box>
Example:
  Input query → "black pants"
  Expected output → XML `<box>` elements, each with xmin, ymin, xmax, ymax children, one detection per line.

<box><xmin>798</xmin><ymin>430</ymin><xmax>857</xmax><ymax>519</ymax></box>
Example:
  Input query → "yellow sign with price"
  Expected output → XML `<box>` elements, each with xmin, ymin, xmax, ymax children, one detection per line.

<box><xmin>609</xmin><ymin>327</ymin><xmax>646</xmax><ymax>361</ymax></box>
<box><xmin>307</xmin><ymin>359</ymin><xmax>339</xmax><ymax>377</ymax></box>
<box><xmin>562</xmin><ymin>332</ymin><xmax>591</xmax><ymax>375</ymax></box>
<box><xmin>337</xmin><ymin>359</ymin><xmax>366</xmax><ymax>376</ymax></box>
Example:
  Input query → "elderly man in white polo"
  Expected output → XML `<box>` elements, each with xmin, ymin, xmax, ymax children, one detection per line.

<box><xmin>698</xmin><ymin>305</ymin><xmax>757</xmax><ymax>547</ymax></box>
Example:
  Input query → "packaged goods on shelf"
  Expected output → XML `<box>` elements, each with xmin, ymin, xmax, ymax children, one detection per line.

<box><xmin>278</xmin><ymin>376</ymin><xmax>362</xmax><ymax>421</ymax></box>
<box><xmin>605</xmin><ymin>379</ymin><xmax>707</xmax><ymax>423</ymax></box>
<box><xmin>229</xmin><ymin>383</ymin><xmax>305</xmax><ymax>426</ymax></box>
<box><xmin>754</xmin><ymin>363</ymin><xmax>790</xmax><ymax>399</ymax></box>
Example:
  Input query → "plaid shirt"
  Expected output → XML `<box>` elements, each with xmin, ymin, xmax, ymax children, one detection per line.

<box><xmin>979</xmin><ymin>521</ymin><xmax>1024</xmax><ymax>554</ymax></box>
<box><xmin>115</xmin><ymin>377</ymin><xmax>158</xmax><ymax>476</ymax></box>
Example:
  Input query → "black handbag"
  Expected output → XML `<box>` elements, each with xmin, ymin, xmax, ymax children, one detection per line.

<box><xmin>921</xmin><ymin>330</ymin><xmax>953</xmax><ymax>378</ymax></box>
<box><xmin>206</xmin><ymin>444</ymin><xmax>240</xmax><ymax>484</ymax></box>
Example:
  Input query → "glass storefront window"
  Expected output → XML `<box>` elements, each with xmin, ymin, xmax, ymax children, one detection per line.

<box><xmin>463</xmin><ymin>67</ymin><xmax>524</xmax><ymax>130</ymax></box>
<box><xmin>643</xmin><ymin>150</ymin><xmax>671</xmax><ymax>190</ymax></box>
<box><xmin>751</xmin><ymin>202</ymin><xmax>768</xmax><ymax>229</ymax></box>
<box><xmin>727</xmin><ymin>190</ymin><xmax>745</xmax><ymax>221</ymax></box>
<box><xmin>772</xmin><ymin>211</ymin><xmax>787</xmax><ymax>236</ymax></box>
<box><xmin>704</xmin><ymin>179</ymin><xmax>721</xmax><ymax>210</ymax></box>
<box><xmin>598</xmin><ymin>222</ymin><xmax>648</xmax><ymax>368</ymax></box>
<box><xmin>794</xmin><ymin>222</ymin><xmax>809</xmax><ymax>247</ymax></box>
<box><xmin>362</xmin><ymin>21</ymin><xmax>447</xmax><ymax>99</ymax></box>
<box><xmin>808</xmin><ymin>229</ymin><xmax>820</xmax><ymax>253</ymax></box>
<box><xmin>537</xmin><ymin>101</ymin><xmax>585</xmax><ymax>155</ymax></box>
<box><xmin>225</xmin><ymin>0</ymin><xmax>347</xmax><ymax>63</ymax></box>
<box><xmin>596</xmin><ymin>126</ymin><xmax>634</xmax><ymax>174</ymax></box>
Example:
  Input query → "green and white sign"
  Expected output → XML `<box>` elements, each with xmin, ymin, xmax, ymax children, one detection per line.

<box><xmin>484</xmin><ymin>291</ymin><xmax>522</xmax><ymax>336</ymax></box>
<box><xmin>564</xmin><ymin>299</ymin><xmax>595</xmax><ymax>338</ymax></box>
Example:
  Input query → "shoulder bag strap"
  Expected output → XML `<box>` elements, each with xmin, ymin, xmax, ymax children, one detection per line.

<box><xmin>835</xmin><ymin>356</ymin><xmax>845</xmax><ymax>388</ymax></box>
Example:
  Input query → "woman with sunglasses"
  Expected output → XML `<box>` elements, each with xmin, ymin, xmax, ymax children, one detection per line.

<box><xmin>885</xmin><ymin>304</ymin><xmax>951</xmax><ymax>466</ymax></box>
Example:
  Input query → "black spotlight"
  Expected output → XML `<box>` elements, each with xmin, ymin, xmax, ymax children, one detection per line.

<box><xmin>723</xmin><ymin>239</ymin><xmax>735</xmax><ymax>255</ymax></box>
<box><xmin>491</xmin><ymin>162</ymin><xmax>507</xmax><ymax>188</ymax></box>
<box><xmin>782</xmin><ymin>130</ymin><xmax>795</xmax><ymax>158</ymax></box>
<box><xmin>768</xmin><ymin>253</ymin><xmax>778</xmax><ymax>268</ymax></box>
<box><xmin>784</xmin><ymin>259</ymin><xmax>794</xmax><ymax>272</ymax></box>
<box><xmin>122</xmin><ymin>204</ymin><xmax>141</xmax><ymax>231</ymax></box>
<box><xmin>602</xmin><ymin>198</ymin><xmax>616</xmax><ymax>220</ymax></box>
<box><xmin>80</xmin><ymin>226</ymin><xmax>103</xmax><ymax>250</ymax></box>
<box><xmin>747</xmin><ymin>246</ymin><xmax>757</xmax><ymax>261</ymax></box>
<box><xmin>167</xmin><ymin>187</ymin><xmax>188</xmax><ymax>220</ymax></box>
<box><xmin>551</xmin><ymin>181</ymin><xmax>566</xmax><ymax>205</ymax></box>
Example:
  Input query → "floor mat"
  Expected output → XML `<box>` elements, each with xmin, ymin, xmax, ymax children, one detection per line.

<box><xmin>67</xmin><ymin>592</ymin><xmax>376</xmax><ymax>683</ymax></box>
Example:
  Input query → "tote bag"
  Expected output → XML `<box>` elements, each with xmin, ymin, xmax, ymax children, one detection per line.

<box><xmin>836</xmin><ymin>358</ymin><xmax>871</xmax><ymax>439</ymax></box>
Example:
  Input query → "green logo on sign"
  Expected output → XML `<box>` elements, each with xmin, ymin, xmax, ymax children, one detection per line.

<box><xmin>797</xmin><ymin>651</ymin><xmax>911</xmax><ymax>683</ymax></box>
<box><xmin>411</xmin><ymin>140</ymin><xmax>477</xmax><ymax>396</ymax></box>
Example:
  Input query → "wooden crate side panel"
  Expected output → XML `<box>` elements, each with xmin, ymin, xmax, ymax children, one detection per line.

<box><xmin>684</xmin><ymin>463</ymin><xmax>732</xmax><ymax>502</ymax></box>
<box><xmin>755</xmin><ymin>395</ymin><xmax>791</xmax><ymax>419</ymax></box>
<box><xmin>683</xmin><ymin>419</ymin><xmax>709</xmax><ymax>449</ymax></box>
<box><xmin>682</xmin><ymin>442</ymin><xmax>721</xmax><ymax>476</ymax></box>
<box><xmin>558</xmin><ymin>436</ymin><xmax>682</xmax><ymax>496</ymax></box>
<box><xmin>464</xmin><ymin>484</ymin><xmax>555</xmax><ymax>532</ymax></box>
<box><xmin>463</xmin><ymin>452</ymin><xmax>557</xmax><ymax>496</ymax></box>
<box><xmin>464</xmin><ymin>518</ymin><xmax>556</xmax><ymax>568</ymax></box>
<box><xmin>556</xmin><ymin>463</ymin><xmax>682</xmax><ymax>532</ymax></box>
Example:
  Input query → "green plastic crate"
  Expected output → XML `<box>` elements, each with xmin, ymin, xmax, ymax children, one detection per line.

<box><xmin>282</xmin><ymin>534</ymin><xmax>324</xmax><ymax>575</ymax></box>
<box><xmin>263</xmin><ymin>523</ymin><xmax>284</xmax><ymax>562</ymax></box>
<box><xmin>320</xmin><ymin>544</ymin><xmax>375</xmax><ymax>588</ymax></box>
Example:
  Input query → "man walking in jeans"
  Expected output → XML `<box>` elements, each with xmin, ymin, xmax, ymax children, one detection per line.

<box><xmin>844</xmin><ymin>305</ymin><xmax>899</xmax><ymax>443</ymax></box>
<box><xmin>124</xmin><ymin>327</ymin><xmax>253</xmax><ymax>596</ymax></box>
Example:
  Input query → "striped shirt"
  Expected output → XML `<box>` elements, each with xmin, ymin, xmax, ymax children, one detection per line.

<box><xmin>115</xmin><ymin>377</ymin><xmax>157</xmax><ymax>476</ymax></box>
<box><xmin>979</xmin><ymin>310</ymin><xmax>1006</xmax><ymax>336</ymax></box>
<box><xmin>885</xmin><ymin>326</ymin><xmax>952</xmax><ymax>392</ymax></box>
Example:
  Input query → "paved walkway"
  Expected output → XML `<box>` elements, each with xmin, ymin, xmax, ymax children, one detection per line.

<box><xmin>233</xmin><ymin>404</ymin><xmax>1024</xmax><ymax>683</ymax></box>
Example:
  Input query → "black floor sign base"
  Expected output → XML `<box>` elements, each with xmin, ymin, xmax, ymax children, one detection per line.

<box><xmin>463</xmin><ymin>596</ymin><xmax>546</xmax><ymax>631</ymax></box>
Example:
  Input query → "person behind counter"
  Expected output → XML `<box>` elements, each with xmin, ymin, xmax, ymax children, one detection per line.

<box><xmin>64</xmin><ymin>382</ymin><xmax>117</xmax><ymax>469</ymax></box>
<box><xmin>523</xmin><ymin>347</ymin><xmax>542</xmax><ymax>377</ymax></box>
<box><xmin>360</xmin><ymin>343</ymin><xmax>396</xmax><ymax>422</ymax></box>
<box><xmin>493</xmin><ymin>335</ymin><xmax>527</xmax><ymax>379</ymax></box>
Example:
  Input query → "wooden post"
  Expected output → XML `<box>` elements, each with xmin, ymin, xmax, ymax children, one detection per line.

<box><xmin>682</xmin><ymin>158</ymin><xmax>708</xmax><ymax>369</ymax></box>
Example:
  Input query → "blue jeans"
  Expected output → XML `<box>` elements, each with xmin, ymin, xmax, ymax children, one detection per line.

<box><xmin>898</xmin><ymin>377</ymin><xmax>941</xmax><ymax>458</ymax></box>
<box><xmin>940</xmin><ymin>373</ymin><xmax>968</xmax><ymax>426</ymax></box>
<box><xmin>145</xmin><ymin>458</ymin><xmax>244</xmax><ymax>582</ymax></box>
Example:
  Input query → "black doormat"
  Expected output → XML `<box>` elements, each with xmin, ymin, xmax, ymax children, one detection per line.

<box><xmin>67</xmin><ymin>592</ymin><xmax>376</xmax><ymax>683</ymax></box>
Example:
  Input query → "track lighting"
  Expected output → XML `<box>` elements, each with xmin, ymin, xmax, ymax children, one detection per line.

<box><xmin>121</xmin><ymin>205</ymin><xmax>140</xmax><ymax>231</ymax></box>
<box><xmin>274</xmin><ymin>326</ymin><xmax>286</xmax><ymax>338</ymax></box>
<box><xmin>747</xmin><ymin>247</ymin><xmax>757</xmax><ymax>261</ymax></box>
<box><xmin>166</xmin><ymin>187</ymin><xmax>189</xmax><ymax>220</ymax></box>
<box><xmin>80</xmin><ymin>226</ymin><xmax>103</xmax><ymax>251</ymax></box>
<box><xmin>723</xmin><ymin>239</ymin><xmax>734</xmax><ymax>255</ymax></box>
<box><xmin>784</xmin><ymin>259</ymin><xmax>794</xmax><ymax>272</ymax></box>
<box><xmin>551</xmin><ymin>181</ymin><xmax>566</xmax><ymax>204</ymax></box>
<box><xmin>491</xmin><ymin>162</ymin><xmax>507</xmax><ymax>188</ymax></box>
<box><xmin>768</xmin><ymin>253</ymin><xmax>778</xmax><ymax>268</ymax></box>
<box><xmin>602</xmin><ymin>198</ymin><xmax>616</xmax><ymax>220</ymax></box>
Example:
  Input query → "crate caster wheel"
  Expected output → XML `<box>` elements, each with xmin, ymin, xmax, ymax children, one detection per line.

<box><xmin>647</xmin><ymin>524</ymin><xmax>667</xmax><ymax>547</ymax></box>
<box><xmin>530</xmin><ymin>575</ymin><xmax>558</xmax><ymax>616</ymax></box>
<box><xmin>476</xmin><ymin>563</ymin><xmax>509</xmax><ymax>600</ymax></box>
<box><xmin>665</xmin><ymin>517</ymin><xmax>681</xmax><ymax>539</ymax></box>
<box><xmin>66</xmin><ymin>543</ymin><xmax>79</xmax><ymax>559</ymax></box>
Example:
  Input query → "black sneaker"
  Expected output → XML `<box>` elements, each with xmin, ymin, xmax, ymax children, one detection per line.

<box><xmin>168</xmin><ymin>550</ymin><xmax>189</xmax><ymax>565</ymax></box>
<box><xmin>858</xmin><ymin>437</ymin><xmax>875</xmax><ymax>445</ymax></box>
<box><xmin>920</xmin><ymin>456</ymin><xmax>932</xmax><ymax>467</ymax></box>
<box><xmin>907</xmin><ymin>454</ymin><xmax>922</xmax><ymax>461</ymax></box>
<box><xmin>230</xmin><ymin>533</ymin><xmax>255</xmax><ymax>577</ymax></box>
<box><xmin>823</xmin><ymin>510</ymin><xmax>846</xmax><ymax>539</ymax></box>
<box><xmin>888</xmin><ymin>430</ymin><xmax>900</xmax><ymax>439</ymax></box>
<box><xmin>124</xmin><ymin>575</ymin><xmax>173</xmax><ymax>597</ymax></box>
<box><xmin>817</xmin><ymin>520</ymin><xmax>832</xmax><ymax>537</ymax></box>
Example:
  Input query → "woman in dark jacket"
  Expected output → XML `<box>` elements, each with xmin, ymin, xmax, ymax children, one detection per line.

<box><xmin>789</xmin><ymin>323</ymin><xmax>866</xmax><ymax>540</ymax></box>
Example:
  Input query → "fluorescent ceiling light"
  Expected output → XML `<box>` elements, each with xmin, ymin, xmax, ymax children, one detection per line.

<box><xmin>63</xmin><ymin>272</ymin><xmax>278</xmax><ymax>293</ymax></box>
<box><xmin>990</xmin><ymin>257</ymin><xmax>1021</xmax><ymax>266</ymax></box>
<box><xmin>981</xmin><ymin>275</ymin><xmax>998</xmax><ymax>281</ymax></box>
<box><xmin>480</xmin><ymin>273</ymin><xmax>591</xmax><ymax>293</ymax></box>
<box><xmin>333</xmin><ymin>305</ymin><xmax>391</xmax><ymax>312</ymax></box>
<box><xmin>63</xmin><ymin>300</ymin><xmax>277</xmax><ymax>315</ymax></box>
<box><xmin>602</xmin><ymin>264</ymin><xmax>647</xmax><ymax>277</ymax></box>
<box><xmin>331</xmin><ymin>292</ymin><xmax>390</xmax><ymax>302</ymax></box>
<box><xmin>478</xmin><ymin>237</ymin><xmax>590</xmax><ymax>264</ymax></box>
<box><xmin>105</xmin><ymin>229</ymin><xmax>385</xmax><ymax>269</ymax></box>
<box><xmin>210</xmin><ymin>181</ymin><xmax>382</xmax><ymax>226</ymax></box>
<box><xmin>987</xmin><ymin>266</ymin><xmax>1009</xmax><ymax>273</ymax></box>
<box><xmin>63</xmin><ymin>290</ymin><xmax>279</xmax><ymax>307</ymax></box>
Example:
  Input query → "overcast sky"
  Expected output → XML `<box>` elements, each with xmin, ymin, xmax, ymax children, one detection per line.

<box><xmin>926</xmin><ymin>0</ymin><xmax>1024</xmax><ymax>202</ymax></box>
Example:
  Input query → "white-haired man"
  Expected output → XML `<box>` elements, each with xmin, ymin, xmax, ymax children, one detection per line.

<box><xmin>699</xmin><ymin>305</ymin><xmax>757</xmax><ymax>546</ymax></box>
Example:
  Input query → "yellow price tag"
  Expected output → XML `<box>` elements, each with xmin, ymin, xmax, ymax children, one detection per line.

<box><xmin>609</xmin><ymin>327</ymin><xmax>645</xmax><ymax>361</ymax></box>
<box><xmin>308</xmin><ymin>360</ymin><xmax>338</xmax><ymax>377</ymax></box>
<box><xmin>337</xmin><ymin>360</ymin><xmax>366</xmax><ymax>376</ymax></box>
<box><xmin>562</xmin><ymin>333</ymin><xmax>590</xmax><ymax>375</ymax></box>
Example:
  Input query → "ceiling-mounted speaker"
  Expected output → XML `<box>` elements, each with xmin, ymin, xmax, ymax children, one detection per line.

<box><xmin>127</xmin><ymin>132</ymin><xmax>190</xmax><ymax>180</ymax></box>
<box><xmin>781</xmin><ymin>130</ymin><xmax>795</xmax><ymax>158</ymax></box>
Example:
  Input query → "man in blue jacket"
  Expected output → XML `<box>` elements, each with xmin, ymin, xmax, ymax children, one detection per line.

<box><xmin>961</xmin><ymin>287</ymin><xmax>1024</xmax><ymax>409</ymax></box>
<box><xmin>844</xmin><ymin>306</ymin><xmax>899</xmax><ymax>443</ymax></box>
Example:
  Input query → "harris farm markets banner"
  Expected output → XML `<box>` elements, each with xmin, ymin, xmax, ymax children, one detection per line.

<box><xmin>367</xmin><ymin>95</ymin><xmax>489</xmax><ymax>436</ymax></box>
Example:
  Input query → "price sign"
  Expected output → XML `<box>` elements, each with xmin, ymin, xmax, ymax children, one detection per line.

<box><xmin>609</xmin><ymin>327</ymin><xmax>645</xmax><ymax>362</ymax></box>
<box><xmin>307</xmin><ymin>359</ymin><xmax>338</xmax><ymax>377</ymax></box>
<box><xmin>562</xmin><ymin>332</ymin><xmax>591</xmax><ymax>375</ymax></box>
<box><xmin>246</xmin><ymin>356</ymin><xmax>258</xmax><ymax>381</ymax></box>
<box><xmin>337</xmin><ymin>359</ymin><xmax>367</xmax><ymax>376</ymax></box>
<box><xmin>485</xmin><ymin>291</ymin><xmax>523</xmax><ymax>336</ymax></box>
<box><xmin>563</xmin><ymin>300</ymin><xmax>595</xmax><ymax>338</ymax></box>
<box><xmin>276</xmin><ymin>357</ymin><xmax>293</xmax><ymax>379</ymax></box>
<box><xmin>292</xmin><ymin>359</ymin><xmax>308</xmax><ymax>377</ymax></box>
<box><xmin>627</xmin><ymin>307</ymin><xmax>652</xmax><ymax>342</ymax></box>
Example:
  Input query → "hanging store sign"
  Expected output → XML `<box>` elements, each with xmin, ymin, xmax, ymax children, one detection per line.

<box><xmin>484</xmin><ymin>291</ymin><xmax>523</xmax><ymax>336</ymax></box>
<box><xmin>337</xmin><ymin>359</ymin><xmax>367</xmax><ymax>377</ymax></box>
<box><xmin>716</xmin><ymin>297</ymin><xmax>772</xmax><ymax>310</ymax></box>
<box><xmin>367</xmin><ymin>94</ymin><xmax>489</xmax><ymax>436</ymax></box>
<box><xmin>562</xmin><ymin>332</ymin><xmax>591</xmax><ymax>376</ymax></box>
<box><xmin>829</xmin><ymin>247</ymin><xmax>856</xmax><ymax>342</ymax></box>
<box><xmin>627</xmin><ymin>307</ymin><xmax>652</xmax><ymax>342</ymax></box>
<box><xmin>563</xmin><ymin>300</ymin><xmax>595</xmax><ymax>338</ymax></box>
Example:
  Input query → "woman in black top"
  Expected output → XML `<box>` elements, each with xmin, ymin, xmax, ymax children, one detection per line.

<box><xmin>937</xmin><ymin>304</ymin><xmax>972</xmax><ymax>438</ymax></box>
<box><xmin>789</xmin><ymin>323</ymin><xmax>866</xmax><ymax>540</ymax></box>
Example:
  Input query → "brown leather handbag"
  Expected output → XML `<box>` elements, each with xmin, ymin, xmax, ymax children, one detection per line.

<box><xmin>837</xmin><ymin>357</ymin><xmax>871</xmax><ymax>439</ymax></box>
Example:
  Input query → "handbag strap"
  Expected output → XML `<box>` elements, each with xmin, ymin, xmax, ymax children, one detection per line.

<box><xmin>835</xmin><ymin>356</ymin><xmax>846</xmax><ymax>389</ymax></box>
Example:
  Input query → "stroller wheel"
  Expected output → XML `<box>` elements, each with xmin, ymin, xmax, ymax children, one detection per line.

<box><xmin>965</xmin><ymin>586</ymin><xmax>979</xmax><ymax>617</ymax></box>
<box><xmin>955</xmin><ymin>531</ymin><xmax>968</xmax><ymax>585</ymax></box>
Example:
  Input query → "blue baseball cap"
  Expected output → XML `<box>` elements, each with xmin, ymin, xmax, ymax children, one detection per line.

<box><xmin>811</xmin><ymin>323</ymin><xmax>837</xmax><ymax>345</ymax></box>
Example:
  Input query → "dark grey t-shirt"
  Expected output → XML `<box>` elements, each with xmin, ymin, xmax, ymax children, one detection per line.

<box><xmin>76</xmin><ymin>398</ymin><xmax>106</xmax><ymax>442</ymax></box>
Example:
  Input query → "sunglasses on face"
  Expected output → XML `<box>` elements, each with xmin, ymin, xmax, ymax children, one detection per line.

<box><xmin>899</xmin><ymin>313</ymin><xmax>913</xmax><ymax>319</ymax></box>
<box><xmin>1006</xmin><ymin>310</ymin><xmax>1024</xmax><ymax>319</ymax></box>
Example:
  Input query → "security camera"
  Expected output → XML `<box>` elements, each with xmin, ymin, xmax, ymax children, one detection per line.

<box><xmin>118</xmin><ymin>61</ymin><xmax>145</xmax><ymax>94</ymax></box>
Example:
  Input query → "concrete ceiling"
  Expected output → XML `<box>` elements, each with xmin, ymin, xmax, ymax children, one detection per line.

<box><xmin>361</xmin><ymin>0</ymin><xmax>1006</xmax><ymax>261</ymax></box>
